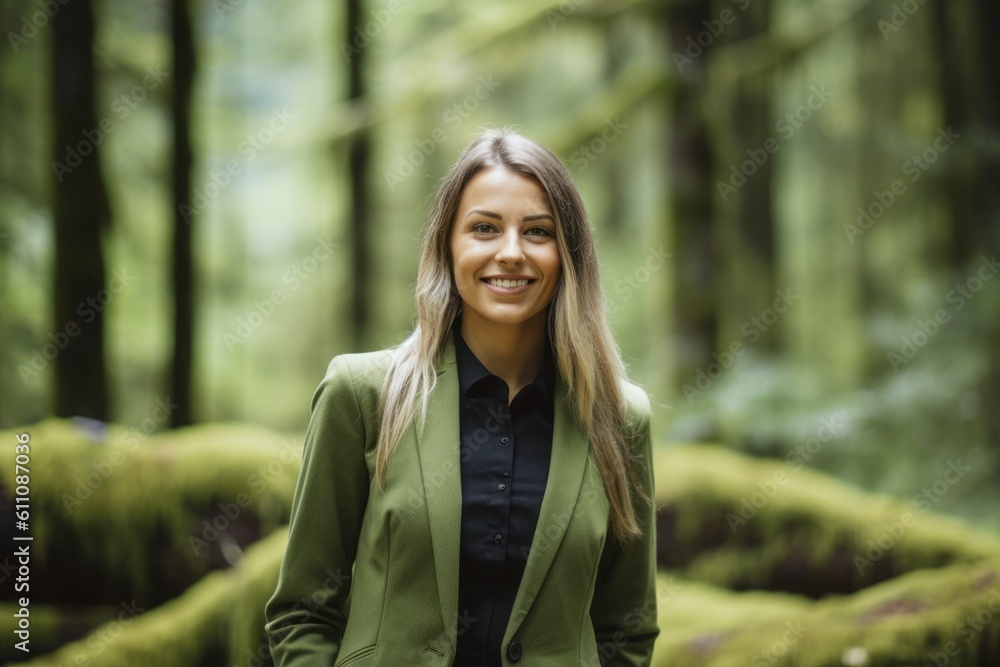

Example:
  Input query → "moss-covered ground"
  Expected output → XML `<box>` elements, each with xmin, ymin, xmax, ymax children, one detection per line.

<box><xmin>2</xmin><ymin>422</ymin><xmax>998</xmax><ymax>666</ymax></box>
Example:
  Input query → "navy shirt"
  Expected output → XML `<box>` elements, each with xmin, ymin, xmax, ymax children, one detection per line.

<box><xmin>451</xmin><ymin>316</ymin><xmax>556</xmax><ymax>667</ymax></box>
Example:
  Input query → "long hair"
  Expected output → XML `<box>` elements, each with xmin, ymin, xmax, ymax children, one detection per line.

<box><xmin>375</xmin><ymin>127</ymin><xmax>648</xmax><ymax>545</ymax></box>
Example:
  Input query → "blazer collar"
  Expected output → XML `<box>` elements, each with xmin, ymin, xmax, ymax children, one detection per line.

<box><xmin>415</xmin><ymin>333</ymin><xmax>590</xmax><ymax>647</ymax></box>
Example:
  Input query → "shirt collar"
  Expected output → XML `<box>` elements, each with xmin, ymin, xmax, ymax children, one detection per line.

<box><xmin>451</xmin><ymin>314</ymin><xmax>556</xmax><ymax>404</ymax></box>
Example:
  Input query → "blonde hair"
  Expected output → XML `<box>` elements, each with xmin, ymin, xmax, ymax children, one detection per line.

<box><xmin>376</xmin><ymin>127</ymin><xmax>647</xmax><ymax>544</ymax></box>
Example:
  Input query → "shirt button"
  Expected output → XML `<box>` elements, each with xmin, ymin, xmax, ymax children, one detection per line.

<box><xmin>498</xmin><ymin>483</ymin><xmax>506</xmax><ymax>491</ymax></box>
<box><xmin>501</xmin><ymin>436</ymin><xmax>509</xmax><ymax>444</ymax></box>
<box><xmin>494</xmin><ymin>534</ymin><xmax>503</xmax><ymax>544</ymax></box>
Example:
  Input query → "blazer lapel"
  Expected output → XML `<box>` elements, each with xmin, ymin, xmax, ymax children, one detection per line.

<box><xmin>414</xmin><ymin>334</ymin><xmax>590</xmax><ymax>645</ymax></box>
<box><xmin>414</xmin><ymin>335</ymin><xmax>463</xmax><ymax>638</ymax></box>
<box><xmin>504</xmin><ymin>375</ymin><xmax>589</xmax><ymax>641</ymax></box>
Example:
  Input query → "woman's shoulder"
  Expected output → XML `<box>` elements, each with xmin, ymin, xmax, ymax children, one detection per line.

<box><xmin>619</xmin><ymin>376</ymin><xmax>653</xmax><ymax>426</ymax></box>
<box><xmin>319</xmin><ymin>347</ymin><xmax>396</xmax><ymax>393</ymax></box>
<box><xmin>309</xmin><ymin>347</ymin><xmax>397</xmax><ymax>421</ymax></box>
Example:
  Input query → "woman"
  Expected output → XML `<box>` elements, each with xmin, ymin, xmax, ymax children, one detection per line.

<box><xmin>264</xmin><ymin>128</ymin><xmax>659</xmax><ymax>666</ymax></box>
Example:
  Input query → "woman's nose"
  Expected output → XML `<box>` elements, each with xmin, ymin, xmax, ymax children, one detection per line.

<box><xmin>495</xmin><ymin>229</ymin><xmax>525</xmax><ymax>264</ymax></box>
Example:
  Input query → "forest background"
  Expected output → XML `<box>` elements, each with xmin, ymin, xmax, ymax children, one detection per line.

<box><xmin>0</xmin><ymin>0</ymin><xmax>999</xmax><ymax>664</ymax></box>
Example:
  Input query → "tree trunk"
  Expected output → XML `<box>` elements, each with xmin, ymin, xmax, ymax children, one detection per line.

<box><xmin>976</xmin><ymin>0</ymin><xmax>1000</xmax><ymax>251</ymax></box>
<box><xmin>714</xmin><ymin>0</ymin><xmax>777</xmax><ymax>353</ymax></box>
<box><xmin>51</xmin><ymin>0</ymin><xmax>110</xmax><ymax>420</ymax></box>
<box><xmin>930</xmin><ymin>0</ymin><xmax>977</xmax><ymax>266</ymax></box>
<box><xmin>346</xmin><ymin>0</ymin><xmax>370</xmax><ymax>351</ymax></box>
<box><xmin>974</xmin><ymin>0</ymin><xmax>1000</xmax><ymax>473</ymax></box>
<box><xmin>665</xmin><ymin>1</ymin><xmax>718</xmax><ymax>390</ymax></box>
<box><xmin>170</xmin><ymin>0</ymin><xmax>196</xmax><ymax>427</ymax></box>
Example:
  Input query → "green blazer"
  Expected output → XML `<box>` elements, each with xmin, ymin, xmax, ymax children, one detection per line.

<box><xmin>264</xmin><ymin>334</ymin><xmax>659</xmax><ymax>666</ymax></box>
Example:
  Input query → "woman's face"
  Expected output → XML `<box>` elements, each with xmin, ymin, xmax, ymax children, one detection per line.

<box><xmin>449</xmin><ymin>166</ymin><xmax>561</xmax><ymax>330</ymax></box>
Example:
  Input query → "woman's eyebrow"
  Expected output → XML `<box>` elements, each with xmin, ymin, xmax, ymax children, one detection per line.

<box><xmin>466</xmin><ymin>209</ymin><xmax>502</xmax><ymax>220</ymax></box>
<box><xmin>465</xmin><ymin>209</ymin><xmax>554</xmax><ymax>222</ymax></box>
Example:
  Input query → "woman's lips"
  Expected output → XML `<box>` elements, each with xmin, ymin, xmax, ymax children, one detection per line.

<box><xmin>481</xmin><ymin>278</ymin><xmax>535</xmax><ymax>295</ymax></box>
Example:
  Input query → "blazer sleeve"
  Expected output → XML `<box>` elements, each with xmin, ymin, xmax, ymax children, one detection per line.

<box><xmin>588</xmin><ymin>401</ymin><xmax>660</xmax><ymax>667</ymax></box>
<box><xmin>264</xmin><ymin>355</ymin><xmax>370</xmax><ymax>666</ymax></box>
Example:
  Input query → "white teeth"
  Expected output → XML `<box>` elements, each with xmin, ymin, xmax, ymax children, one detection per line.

<box><xmin>486</xmin><ymin>278</ymin><xmax>531</xmax><ymax>288</ymax></box>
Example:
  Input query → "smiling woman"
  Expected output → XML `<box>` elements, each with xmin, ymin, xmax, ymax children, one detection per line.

<box><xmin>264</xmin><ymin>127</ymin><xmax>659</xmax><ymax>667</ymax></box>
<box><xmin>450</xmin><ymin>166</ymin><xmax>562</xmax><ymax>400</ymax></box>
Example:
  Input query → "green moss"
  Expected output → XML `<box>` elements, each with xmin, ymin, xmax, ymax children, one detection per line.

<box><xmin>654</xmin><ymin>444</ymin><xmax>1000</xmax><ymax>592</ymax></box>
<box><xmin>0</xmin><ymin>602</ymin><xmax>118</xmax><ymax>663</ymax></box>
<box><xmin>653</xmin><ymin>559</ymin><xmax>1000</xmax><ymax>666</ymax></box>
<box><xmin>0</xmin><ymin>419</ymin><xmax>300</xmax><ymax>601</ymax></box>
<box><xmin>4</xmin><ymin>528</ymin><xmax>286</xmax><ymax>667</ymax></box>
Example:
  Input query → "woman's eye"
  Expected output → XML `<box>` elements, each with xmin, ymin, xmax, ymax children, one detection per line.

<box><xmin>527</xmin><ymin>227</ymin><xmax>552</xmax><ymax>237</ymax></box>
<box><xmin>472</xmin><ymin>223</ymin><xmax>495</xmax><ymax>233</ymax></box>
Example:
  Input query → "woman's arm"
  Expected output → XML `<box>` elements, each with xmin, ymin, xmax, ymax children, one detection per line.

<box><xmin>264</xmin><ymin>355</ymin><xmax>370</xmax><ymax>666</ymax></box>
<box><xmin>588</xmin><ymin>403</ymin><xmax>660</xmax><ymax>667</ymax></box>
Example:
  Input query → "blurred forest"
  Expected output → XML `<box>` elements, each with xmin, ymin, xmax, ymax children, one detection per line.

<box><xmin>0</xmin><ymin>0</ymin><xmax>999</xmax><ymax>664</ymax></box>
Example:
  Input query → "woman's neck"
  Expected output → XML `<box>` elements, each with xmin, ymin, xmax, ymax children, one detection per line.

<box><xmin>459</xmin><ymin>310</ymin><xmax>548</xmax><ymax>401</ymax></box>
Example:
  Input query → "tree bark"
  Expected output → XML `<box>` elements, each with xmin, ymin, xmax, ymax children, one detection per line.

<box><xmin>715</xmin><ymin>0</ymin><xmax>776</xmax><ymax>352</ymax></box>
<box><xmin>170</xmin><ymin>0</ymin><xmax>196</xmax><ymax>426</ymax></box>
<box><xmin>974</xmin><ymin>0</ymin><xmax>1000</xmax><ymax>473</ymax></box>
<box><xmin>51</xmin><ymin>0</ymin><xmax>110</xmax><ymax>419</ymax></box>
<box><xmin>664</xmin><ymin>1</ymin><xmax>717</xmax><ymax>384</ymax></box>
<box><xmin>346</xmin><ymin>0</ymin><xmax>370</xmax><ymax>351</ymax></box>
